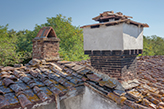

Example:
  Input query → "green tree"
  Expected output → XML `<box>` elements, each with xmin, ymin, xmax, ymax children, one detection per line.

<box><xmin>16</xmin><ymin>14</ymin><xmax>89</xmax><ymax>63</ymax></box>
<box><xmin>0</xmin><ymin>25</ymin><xmax>22</xmax><ymax>66</ymax></box>
<box><xmin>142</xmin><ymin>35</ymin><xmax>164</xmax><ymax>56</ymax></box>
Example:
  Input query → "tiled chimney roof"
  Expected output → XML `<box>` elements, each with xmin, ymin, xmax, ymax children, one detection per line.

<box><xmin>92</xmin><ymin>11</ymin><xmax>133</xmax><ymax>22</ymax></box>
<box><xmin>81</xmin><ymin>11</ymin><xmax>149</xmax><ymax>28</ymax></box>
<box><xmin>34</xmin><ymin>27</ymin><xmax>57</xmax><ymax>39</ymax></box>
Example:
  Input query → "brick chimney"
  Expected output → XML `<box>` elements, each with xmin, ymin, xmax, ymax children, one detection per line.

<box><xmin>81</xmin><ymin>11</ymin><xmax>149</xmax><ymax>82</ymax></box>
<box><xmin>32</xmin><ymin>27</ymin><xmax>60</xmax><ymax>61</ymax></box>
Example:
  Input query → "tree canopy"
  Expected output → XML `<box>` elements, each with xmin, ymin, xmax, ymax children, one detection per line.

<box><xmin>0</xmin><ymin>14</ymin><xmax>164</xmax><ymax>66</ymax></box>
<box><xmin>0</xmin><ymin>14</ymin><xmax>89</xmax><ymax>66</ymax></box>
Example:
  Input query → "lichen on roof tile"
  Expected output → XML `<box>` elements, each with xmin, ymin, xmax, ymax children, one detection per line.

<box><xmin>1</xmin><ymin>56</ymin><xmax>164</xmax><ymax>108</ymax></box>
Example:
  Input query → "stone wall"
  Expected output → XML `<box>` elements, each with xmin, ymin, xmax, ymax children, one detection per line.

<box><xmin>32</xmin><ymin>38</ymin><xmax>60</xmax><ymax>61</ymax></box>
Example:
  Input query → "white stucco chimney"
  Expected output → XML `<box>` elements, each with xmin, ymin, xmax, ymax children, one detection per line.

<box><xmin>81</xmin><ymin>11</ymin><xmax>149</xmax><ymax>82</ymax></box>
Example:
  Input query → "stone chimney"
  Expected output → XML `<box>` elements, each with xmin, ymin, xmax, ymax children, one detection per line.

<box><xmin>32</xmin><ymin>27</ymin><xmax>60</xmax><ymax>61</ymax></box>
<box><xmin>81</xmin><ymin>11</ymin><xmax>149</xmax><ymax>82</ymax></box>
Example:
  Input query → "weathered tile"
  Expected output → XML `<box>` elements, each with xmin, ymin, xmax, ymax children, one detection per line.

<box><xmin>113</xmin><ymin>90</ymin><xmax>126</xmax><ymax>96</ymax></box>
<box><xmin>17</xmin><ymin>82</ymin><xmax>30</xmax><ymax>90</ymax></box>
<box><xmin>0</xmin><ymin>95</ymin><xmax>10</xmax><ymax>108</ymax></box>
<box><xmin>0</xmin><ymin>86</ymin><xmax>13</xmax><ymax>93</ymax></box>
<box><xmin>49</xmin><ymin>63</ymin><xmax>62</xmax><ymax>71</ymax></box>
<box><xmin>56</xmin><ymin>78</ymin><xmax>67</xmax><ymax>84</ymax></box>
<box><xmin>99</xmin><ymin>79</ymin><xmax>117</xmax><ymax>89</ymax></box>
<box><xmin>124</xmin><ymin>100</ymin><xmax>148</xmax><ymax>109</ymax></box>
<box><xmin>33</xmin><ymin>79</ymin><xmax>45</xmax><ymax>87</ymax></box>
<box><xmin>65</xmin><ymin>76</ymin><xmax>73</xmax><ymax>80</ymax></box>
<box><xmin>17</xmin><ymin>94</ymin><xmax>32</xmax><ymax>108</ymax></box>
<box><xmin>24</xmin><ymin>89</ymin><xmax>40</xmax><ymax>102</ymax></box>
<box><xmin>64</xmin><ymin>68</ymin><xmax>73</xmax><ymax>74</ymax></box>
<box><xmin>28</xmin><ymin>59</ymin><xmax>41</xmax><ymax>66</ymax></box>
<box><xmin>43</xmin><ymin>79</ymin><xmax>54</xmax><ymax>87</ymax></box>
<box><xmin>146</xmin><ymin>94</ymin><xmax>160</xmax><ymax>105</ymax></box>
<box><xmin>10</xmin><ymin>84</ymin><xmax>23</xmax><ymax>93</ymax></box>
<box><xmin>141</xmin><ymin>98</ymin><xmax>151</xmax><ymax>107</ymax></box>
<box><xmin>3</xmin><ymin>78</ymin><xmax>15</xmax><ymax>87</ymax></box>
<box><xmin>57</xmin><ymin>61</ymin><xmax>71</xmax><ymax>64</ymax></box>
<box><xmin>49</xmin><ymin>86</ymin><xmax>61</xmax><ymax>94</ymax></box>
<box><xmin>72</xmin><ymin>65</ymin><xmax>85</xmax><ymax>71</ymax></box>
<box><xmin>121</xmin><ymin>79</ymin><xmax>140</xmax><ymax>90</ymax></box>
<box><xmin>86</xmin><ymin>74</ymin><xmax>102</xmax><ymax>82</ymax></box>
<box><xmin>29</xmin><ymin>70</ymin><xmax>39</xmax><ymax>78</ymax></box>
<box><xmin>127</xmin><ymin>89</ymin><xmax>143</xmax><ymax>101</ymax></box>
<box><xmin>82</xmin><ymin>77</ymin><xmax>88</xmax><ymax>81</ymax></box>
<box><xmin>108</xmin><ymin>92</ymin><xmax>126</xmax><ymax>105</ymax></box>
<box><xmin>69</xmin><ymin>77</ymin><xmax>83</xmax><ymax>84</ymax></box>
<box><xmin>65</xmin><ymin>62</ymin><xmax>76</xmax><ymax>68</ymax></box>
<box><xmin>40</xmin><ymin>87</ymin><xmax>53</xmax><ymax>96</ymax></box>
<box><xmin>33</xmin><ymin>86</ymin><xmax>51</xmax><ymax>101</ymax></box>
<box><xmin>0</xmin><ymin>66</ymin><xmax>14</xmax><ymax>72</ymax></box>
<box><xmin>4</xmin><ymin>93</ymin><xmax>19</xmax><ymax>105</ymax></box>
<box><xmin>78</xmin><ymin>69</ymin><xmax>91</xmax><ymax>75</ymax></box>
<box><xmin>63</xmin><ymin>81</ymin><xmax>74</xmax><ymax>89</ymax></box>
<box><xmin>0</xmin><ymin>80</ymin><xmax>3</xmax><ymax>86</ymax></box>
<box><xmin>20</xmin><ymin>76</ymin><xmax>31</xmax><ymax>83</ymax></box>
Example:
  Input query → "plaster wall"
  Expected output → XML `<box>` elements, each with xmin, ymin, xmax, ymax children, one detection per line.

<box><xmin>60</xmin><ymin>86</ymin><xmax>120</xmax><ymax>109</ymax></box>
<box><xmin>123</xmin><ymin>23</ymin><xmax>143</xmax><ymax>50</ymax></box>
<box><xmin>83</xmin><ymin>23</ymin><xmax>143</xmax><ymax>51</ymax></box>
<box><xmin>83</xmin><ymin>24</ymin><xmax>123</xmax><ymax>50</ymax></box>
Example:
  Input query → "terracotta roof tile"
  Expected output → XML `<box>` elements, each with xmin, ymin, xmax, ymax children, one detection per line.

<box><xmin>1</xmin><ymin>56</ymin><xmax>164</xmax><ymax>108</ymax></box>
<box><xmin>0</xmin><ymin>95</ymin><xmax>10</xmax><ymax>108</ymax></box>
<box><xmin>4</xmin><ymin>93</ymin><xmax>19</xmax><ymax>105</ymax></box>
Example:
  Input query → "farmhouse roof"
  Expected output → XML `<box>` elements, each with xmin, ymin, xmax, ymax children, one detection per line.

<box><xmin>0</xmin><ymin>56</ymin><xmax>164</xmax><ymax>109</ymax></box>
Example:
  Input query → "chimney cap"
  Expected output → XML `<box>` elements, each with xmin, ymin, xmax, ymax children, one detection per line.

<box><xmin>34</xmin><ymin>27</ymin><xmax>57</xmax><ymax>40</ymax></box>
<box><xmin>92</xmin><ymin>11</ymin><xmax>133</xmax><ymax>22</ymax></box>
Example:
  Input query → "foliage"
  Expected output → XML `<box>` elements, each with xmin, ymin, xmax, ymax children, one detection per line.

<box><xmin>0</xmin><ymin>25</ymin><xmax>23</xmax><ymax>66</ymax></box>
<box><xmin>0</xmin><ymin>14</ymin><xmax>164</xmax><ymax>66</ymax></box>
<box><xmin>142</xmin><ymin>35</ymin><xmax>164</xmax><ymax>56</ymax></box>
<box><xmin>0</xmin><ymin>14</ymin><xmax>89</xmax><ymax>66</ymax></box>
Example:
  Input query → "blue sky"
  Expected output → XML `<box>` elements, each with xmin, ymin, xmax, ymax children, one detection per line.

<box><xmin>0</xmin><ymin>0</ymin><xmax>164</xmax><ymax>37</ymax></box>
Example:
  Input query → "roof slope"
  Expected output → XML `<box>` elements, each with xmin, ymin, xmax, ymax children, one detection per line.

<box><xmin>0</xmin><ymin>56</ymin><xmax>164</xmax><ymax>109</ymax></box>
